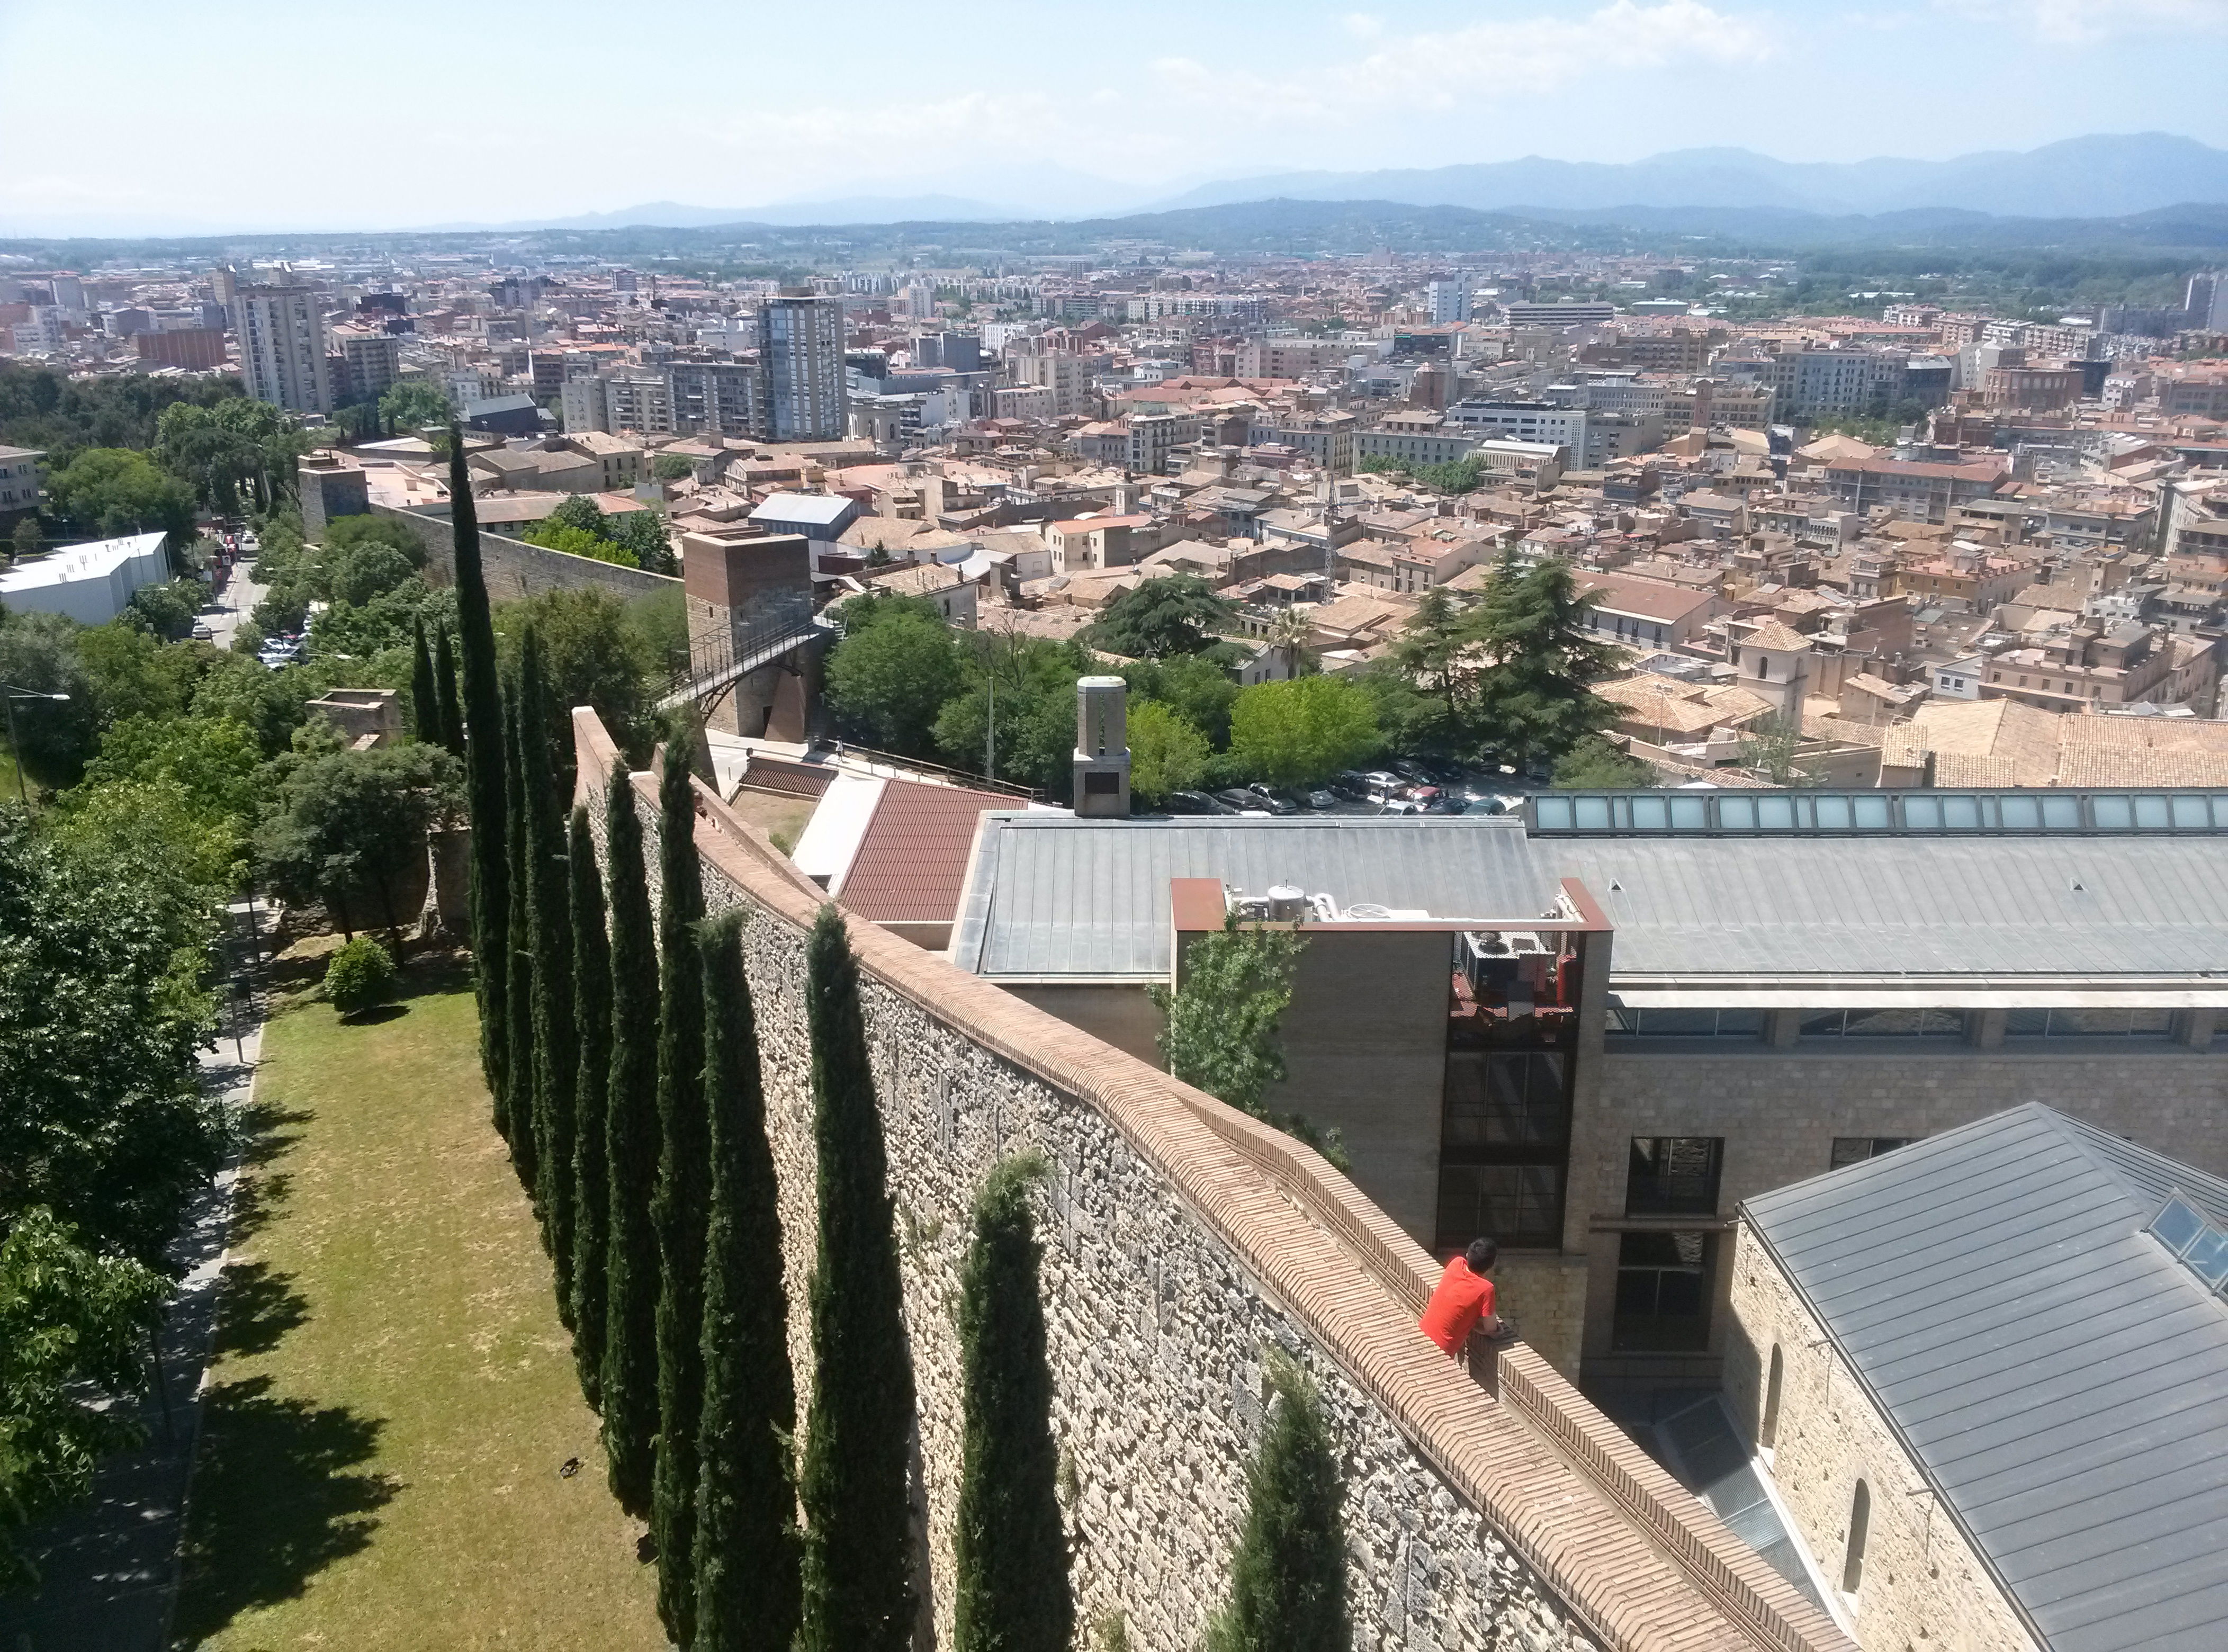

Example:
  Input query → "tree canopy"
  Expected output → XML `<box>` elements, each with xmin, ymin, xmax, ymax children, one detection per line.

<box><xmin>1125</xmin><ymin>699</ymin><xmax>1210</xmax><ymax>804</ymax></box>
<box><xmin>254</xmin><ymin>740</ymin><xmax>463</xmax><ymax>938</ymax></box>
<box><xmin>1228</xmin><ymin>674</ymin><xmax>1380</xmax><ymax>787</ymax></box>
<box><xmin>824</xmin><ymin>595</ymin><xmax>966</xmax><ymax>758</ymax></box>
<box><xmin>1085</xmin><ymin>574</ymin><xmax>1235</xmax><ymax>659</ymax></box>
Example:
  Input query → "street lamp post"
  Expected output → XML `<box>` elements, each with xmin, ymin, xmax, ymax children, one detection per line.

<box><xmin>1</xmin><ymin>683</ymin><xmax>72</xmax><ymax>810</ymax></box>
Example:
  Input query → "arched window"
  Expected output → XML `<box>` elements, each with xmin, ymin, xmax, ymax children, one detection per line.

<box><xmin>1842</xmin><ymin>1479</ymin><xmax>1871</xmax><ymax>1596</ymax></box>
<box><xmin>1754</xmin><ymin>654</ymin><xmax>1769</xmax><ymax>679</ymax></box>
<box><xmin>1761</xmin><ymin>1345</ymin><xmax>1784</xmax><ymax>1451</ymax></box>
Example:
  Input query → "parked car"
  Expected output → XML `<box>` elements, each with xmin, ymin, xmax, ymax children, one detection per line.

<box><xmin>1379</xmin><ymin>797</ymin><xmax>1425</xmax><ymax>815</ymax></box>
<box><xmin>1305</xmin><ymin>788</ymin><xmax>1338</xmax><ymax>810</ymax></box>
<box><xmin>1164</xmin><ymin>790</ymin><xmax>1235</xmax><ymax>816</ymax></box>
<box><xmin>1243</xmin><ymin>786</ymin><xmax>1298</xmax><ymax>816</ymax></box>
<box><xmin>1331</xmin><ymin>770</ymin><xmax>1372</xmax><ymax>800</ymax></box>
<box><xmin>1215</xmin><ymin>787</ymin><xmax>1265</xmax><ymax>812</ymax></box>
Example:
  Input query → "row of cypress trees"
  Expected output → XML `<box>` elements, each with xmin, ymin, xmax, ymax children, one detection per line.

<box><xmin>443</xmin><ymin>420</ymin><xmax>1349</xmax><ymax>1646</ymax></box>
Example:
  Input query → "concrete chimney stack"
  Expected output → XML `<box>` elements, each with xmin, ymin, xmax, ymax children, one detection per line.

<box><xmin>1072</xmin><ymin>675</ymin><xmax>1131</xmax><ymax>818</ymax></box>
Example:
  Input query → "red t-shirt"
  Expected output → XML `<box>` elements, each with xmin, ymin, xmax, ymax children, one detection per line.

<box><xmin>1420</xmin><ymin>1256</ymin><xmax>1495</xmax><ymax>1354</ymax></box>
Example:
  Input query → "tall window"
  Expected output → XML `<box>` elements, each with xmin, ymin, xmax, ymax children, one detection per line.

<box><xmin>1842</xmin><ymin>1480</ymin><xmax>1871</xmax><ymax>1597</ymax></box>
<box><xmin>1760</xmin><ymin>1345</ymin><xmax>1784</xmax><ymax>1451</ymax></box>
<box><xmin>1438</xmin><ymin>1050</ymin><xmax>1569</xmax><ymax>1251</ymax></box>
<box><xmin>1612</xmin><ymin>1232</ymin><xmax>1715</xmax><ymax>1352</ymax></box>
<box><xmin>1625</xmin><ymin>1138</ymin><xmax>1724</xmax><ymax>1215</ymax></box>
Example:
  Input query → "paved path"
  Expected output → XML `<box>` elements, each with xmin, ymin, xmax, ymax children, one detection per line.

<box><xmin>200</xmin><ymin>561</ymin><xmax>266</xmax><ymax>654</ymax></box>
<box><xmin>0</xmin><ymin>899</ymin><xmax>275</xmax><ymax>1652</ymax></box>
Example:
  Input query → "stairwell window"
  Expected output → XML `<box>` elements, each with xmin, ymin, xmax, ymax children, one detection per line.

<box><xmin>1760</xmin><ymin>1345</ymin><xmax>1783</xmax><ymax>1455</ymax></box>
<box><xmin>1842</xmin><ymin>1480</ymin><xmax>1871</xmax><ymax>1600</ymax></box>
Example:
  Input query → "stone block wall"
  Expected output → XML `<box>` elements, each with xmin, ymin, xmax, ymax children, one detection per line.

<box><xmin>372</xmin><ymin>502</ymin><xmax>681</xmax><ymax>605</ymax></box>
<box><xmin>576</xmin><ymin>707</ymin><xmax>1855</xmax><ymax>1652</ymax></box>
<box><xmin>1722</xmin><ymin>1225</ymin><xmax>2040</xmax><ymax>1652</ymax></box>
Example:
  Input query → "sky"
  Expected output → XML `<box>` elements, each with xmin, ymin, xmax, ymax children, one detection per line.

<box><xmin>3</xmin><ymin>0</ymin><xmax>2226</xmax><ymax>234</ymax></box>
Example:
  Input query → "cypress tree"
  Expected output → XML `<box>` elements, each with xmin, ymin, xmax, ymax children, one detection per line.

<box><xmin>410</xmin><ymin>615</ymin><xmax>442</xmax><ymax>746</ymax></box>
<box><xmin>502</xmin><ymin>678</ymin><xmax>539</xmax><ymax>1198</ymax></box>
<box><xmin>568</xmin><ymin>803</ymin><xmax>613</xmax><ymax>1407</ymax></box>
<box><xmin>691</xmin><ymin>909</ymin><xmax>801</xmax><ymax>1652</ymax></box>
<box><xmin>651</xmin><ymin>742</ymin><xmax>711</xmax><ymax>1645</ymax></box>
<box><xmin>523</xmin><ymin>631</ymin><xmax>578</xmax><ymax>1318</ymax></box>
<box><xmin>954</xmin><ymin>1153</ymin><xmax>1071</xmax><ymax>1652</ymax></box>
<box><xmin>454</xmin><ymin>424</ymin><xmax>510</xmax><ymax>1111</ymax></box>
<box><xmin>797</xmin><ymin>905</ymin><xmax>918</xmax><ymax>1652</ymax></box>
<box><xmin>434</xmin><ymin>624</ymin><xmax>466</xmax><ymax>760</ymax></box>
<box><xmin>1204</xmin><ymin>1353</ymin><xmax>1352</xmax><ymax>1652</ymax></box>
<box><xmin>601</xmin><ymin>757</ymin><xmax>662</xmax><ymax>1515</ymax></box>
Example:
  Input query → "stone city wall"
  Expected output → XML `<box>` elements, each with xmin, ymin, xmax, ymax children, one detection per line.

<box><xmin>1723</xmin><ymin>1224</ymin><xmax>2041</xmax><ymax>1652</ymax></box>
<box><xmin>374</xmin><ymin>502</ymin><xmax>680</xmax><ymax>604</ymax></box>
<box><xmin>574</xmin><ymin>708</ymin><xmax>1854</xmax><ymax>1652</ymax></box>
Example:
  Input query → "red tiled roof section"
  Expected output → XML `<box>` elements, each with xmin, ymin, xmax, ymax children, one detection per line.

<box><xmin>739</xmin><ymin>756</ymin><xmax>833</xmax><ymax>800</ymax></box>
<box><xmin>836</xmin><ymin>781</ymin><xmax>1011</xmax><ymax>924</ymax></box>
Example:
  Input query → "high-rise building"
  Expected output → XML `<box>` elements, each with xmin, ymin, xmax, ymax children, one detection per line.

<box><xmin>1426</xmin><ymin>279</ymin><xmax>1472</xmax><ymax>325</ymax></box>
<box><xmin>330</xmin><ymin>328</ymin><xmax>400</xmax><ymax>407</ymax></box>
<box><xmin>560</xmin><ymin>374</ymin><xmax>609</xmax><ymax>434</ymax></box>
<box><xmin>135</xmin><ymin>328</ymin><xmax>228</xmax><ymax>372</ymax></box>
<box><xmin>758</xmin><ymin>296</ymin><xmax>848</xmax><ymax>442</ymax></box>
<box><xmin>235</xmin><ymin>284</ymin><xmax>334</xmax><ymax>415</ymax></box>
<box><xmin>603</xmin><ymin>369</ymin><xmax>676</xmax><ymax>436</ymax></box>
<box><xmin>670</xmin><ymin>360</ymin><xmax>761</xmax><ymax>438</ymax></box>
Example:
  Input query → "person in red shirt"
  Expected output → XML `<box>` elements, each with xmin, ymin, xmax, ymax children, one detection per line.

<box><xmin>1420</xmin><ymin>1237</ymin><xmax>1504</xmax><ymax>1357</ymax></box>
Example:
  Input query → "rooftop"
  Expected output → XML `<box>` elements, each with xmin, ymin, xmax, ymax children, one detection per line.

<box><xmin>1746</xmin><ymin>1105</ymin><xmax>2228</xmax><ymax>1652</ymax></box>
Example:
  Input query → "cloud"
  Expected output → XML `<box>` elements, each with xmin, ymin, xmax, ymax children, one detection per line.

<box><xmin>1936</xmin><ymin>0</ymin><xmax>2228</xmax><ymax>43</ymax></box>
<box><xmin>1342</xmin><ymin>1</ymin><xmax>1776</xmax><ymax>103</ymax></box>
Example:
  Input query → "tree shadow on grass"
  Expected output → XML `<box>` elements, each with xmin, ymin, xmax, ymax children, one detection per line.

<box><xmin>339</xmin><ymin>1003</ymin><xmax>410</xmax><ymax>1026</ymax></box>
<box><xmin>210</xmin><ymin>1260</ymin><xmax>310</xmax><ymax>1359</ymax></box>
<box><xmin>394</xmin><ymin>949</ymin><xmax>475</xmax><ymax>1002</ymax></box>
<box><xmin>172</xmin><ymin>1375</ymin><xmax>399</xmax><ymax>1641</ymax></box>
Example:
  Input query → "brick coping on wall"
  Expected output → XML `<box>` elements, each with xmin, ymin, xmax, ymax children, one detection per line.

<box><xmin>573</xmin><ymin>707</ymin><xmax>1853</xmax><ymax>1652</ymax></box>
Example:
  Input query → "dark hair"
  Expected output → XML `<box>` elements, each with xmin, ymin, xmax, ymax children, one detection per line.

<box><xmin>1466</xmin><ymin>1237</ymin><xmax>1497</xmax><ymax>1271</ymax></box>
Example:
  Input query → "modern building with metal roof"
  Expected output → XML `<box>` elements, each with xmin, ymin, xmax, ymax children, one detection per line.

<box><xmin>947</xmin><ymin>797</ymin><xmax>2228</xmax><ymax>1403</ymax></box>
<box><xmin>1731</xmin><ymin>1105</ymin><xmax>2228</xmax><ymax>1652</ymax></box>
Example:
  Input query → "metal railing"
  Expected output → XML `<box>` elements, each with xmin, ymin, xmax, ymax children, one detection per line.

<box><xmin>658</xmin><ymin>613</ymin><xmax>837</xmax><ymax>711</ymax></box>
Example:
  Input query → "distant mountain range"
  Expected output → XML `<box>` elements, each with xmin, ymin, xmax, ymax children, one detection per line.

<box><xmin>1142</xmin><ymin>133</ymin><xmax>2228</xmax><ymax>221</ymax></box>
<box><xmin>405</xmin><ymin>132</ymin><xmax>2228</xmax><ymax>236</ymax></box>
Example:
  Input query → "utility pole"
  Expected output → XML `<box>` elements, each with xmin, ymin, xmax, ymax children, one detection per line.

<box><xmin>984</xmin><ymin>671</ymin><xmax>995</xmax><ymax>782</ymax></box>
<box><xmin>1</xmin><ymin>684</ymin><xmax>71</xmax><ymax>811</ymax></box>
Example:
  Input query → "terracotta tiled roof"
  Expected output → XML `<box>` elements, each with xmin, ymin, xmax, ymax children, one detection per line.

<box><xmin>835</xmin><ymin>780</ymin><xmax>1012</xmax><ymax>925</ymax></box>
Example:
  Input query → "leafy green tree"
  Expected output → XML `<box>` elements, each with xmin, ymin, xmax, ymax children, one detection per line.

<box><xmin>1228</xmin><ymin>675</ymin><xmax>1380</xmax><ymax>787</ymax></box>
<box><xmin>434</xmin><ymin>624</ymin><xmax>465</xmax><ymax>759</ymax></box>
<box><xmin>1126</xmin><ymin>699</ymin><xmax>1210</xmax><ymax>804</ymax></box>
<box><xmin>324</xmin><ymin>540</ymin><xmax>416</xmax><ymax>608</ymax></box>
<box><xmin>608</xmin><ymin>507</ymin><xmax>675</xmax><ymax>577</ymax></box>
<box><xmin>12</xmin><ymin>517</ymin><xmax>42</xmax><ymax>561</ymax></box>
<box><xmin>502</xmin><ymin>681</ymin><xmax>537</xmax><ymax>1188</ymax></box>
<box><xmin>1204</xmin><ymin>1353</ymin><xmax>1351</xmax><ymax>1652</ymax></box>
<box><xmin>1734</xmin><ymin>715</ymin><xmax>1821</xmax><ymax>787</ymax></box>
<box><xmin>1119</xmin><ymin>653</ymin><xmax>1238</xmax><ymax>749</ymax></box>
<box><xmin>549</xmin><ymin>495</ymin><xmax>609</xmax><ymax>538</ymax></box>
<box><xmin>188</xmin><ymin>652</ymin><xmax>319</xmax><ymax>755</ymax></box>
<box><xmin>651</xmin><ymin>742</ymin><xmax>711</xmax><ymax>1644</ymax></box>
<box><xmin>1551</xmin><ymin>735</ymin><xmax>1655</xmax><ymax>789</ymax></box>
<box><xmin>154</xmin><ymin>397</ymin><xmax>309</xmax><ymax>514</ymax></box>
<box><xmin>1086</xmin><ymin>574</ymin><xmax>1234</xmax><ymax>659</ymax></box>
<box><xmin>0</xmin><ymin>1209</ymin><xmax>168</xmax><ymax>1593</ymax></box>
<box><xmin>42</xmin><ymin>448</ymin><xmax>195</xmax><ymax>549</ymax></box>
<box><xmin>1470</xmin><ymin>554</ymin><xmax>1620</xmax><ymax>775</ymax></box>
<box><xmin>691</xmin><ymin>910</ymin><xmax>801</xmax><ymax>1652</ymax></box>
<box><xmin>452</xmin><ymin>430</ymin><xmax>513</xmax><ymax>1111</ymax></box>
<box><xmin>1149</xmin><ymin>913</ymin><xmax>1307</xmax><ymax>1117</ymax></box>
<box><xmin>321</xmin><ymin>514</ymin><xmax>427</xmax><ymax>564</ymax></box>
<box><xmin>652</xmin><ymin>453</ymin><xmax>696</xmax><ymax>482</ymax></box>
<box><xmin>0</xmin><ymin>613</ymin><xmax>98</xmax><ymax>784</ymax></box>
<box><xmin>1385</xmin><ymin>588</ymin><xmax>1481</xmax><ymax>752</ymax></box>
<box><xmin>492</xmin><ymin>586</ymin><xmax>657</xmax><ymax>762</ymax></box>
<box><xmin>933</xmin><ymin>635</ymin><xmax>1089</xmax><ymax>797</ymax></box>
<box><xmin>825</xmin><ymin>595</ymin><xmax>966</xmax><ymax>757</ymax></box>
<box><xmin>253</xmin><ymin>741</ymin><xmax>463</xmax><ymax>940</ymax></box>
<box><xmin>83</xmin><ymin>712</ymin><xmax>262</xmax><ymax>831</ymax></box>
<box><xmin>379</xmin><ymin>380</ymin><xmax>452</xmax><ymax>433</ymax></box>
<box><xmin>798</xmin><ymin>906</ymin><xmax>918</xmax><ymax>1652</ymax></box>
<box><xmin>567</xmin><ymin>805</ymin><xmax>613</xmax><ymax>1407</ymax></box>
<box><xmin>522</xmin><ymin>633</ymin><xmax>578</xmax><ymax>1310</ymax></box>
<box><xmin>522</xmin><ymin>520</ymin><xmax>640</xmax><ymax>567</ymax></box>
<box><xmin>76</xmin><ymin>623</ymin><xmax>216</xmax><ymax>726</ymax></box>
<box><xmin>324</xmin><ymin>936</ymin><xmax>398</xmax><ymax>1017</ymax></box>
<box><xmin>122</xmin><ymin>580</ymin><xmax>204</xmax><ymax>642</ymax></box>
<box><xmin>953</xmin><ymin>1154</ymin><xmax>1071</xmax><ymax>1652</ymax></box>
<box><xmin>600</xmin><ymin>758</ymin><xmax>662</xmax><ymax>1516</ymax></box>
<box><xmin>0</xmin><ymin>812</ymin><xmax>223</xmax><ymax>1266</ymax></box>
<box><xmin>410</xmin><ymin>617</ymin><xmax>443</xmax><ymax>746</ymax></box>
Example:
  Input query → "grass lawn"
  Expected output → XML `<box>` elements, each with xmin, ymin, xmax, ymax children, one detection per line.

<box><xmin>173</xmin><ymin>955</ymin><xmax>662</xmax><ymax>1650</ymax></box>
<box><xmin>723</xmin><ymin>787</ymin><xmax>815</xmax><ymax>855</ymax></box>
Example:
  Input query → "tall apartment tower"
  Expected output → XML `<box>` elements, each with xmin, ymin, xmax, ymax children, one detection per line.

<box><xmin>758</xmin><ymin>295</ymin><xmax>848</xmax><ymax>442</ymax></box>
<box><xmin>235</xmin><ymin>284</ymin><xmax>334</xmax><ymax>415</ymax></box>
<box><xmin>1427</xmin><ymin>279</ymin><xmax>1472</xmax><ymax>325</ymax></box>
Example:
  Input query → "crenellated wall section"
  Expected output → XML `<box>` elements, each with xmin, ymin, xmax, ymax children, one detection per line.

<box><xmin>572</xmin><ymin>706</ymin><xmax>1855</xmax><ymax>1652</ymax></box>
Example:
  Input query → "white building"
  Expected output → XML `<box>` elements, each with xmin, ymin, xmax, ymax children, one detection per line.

<box><xmin>560</xmin><ymin>375</ymin><xmax>609</xmax><ymax>434</ymax></box>
<box><xmin>1426</xmin><ymin>279</ymin><xmax>1472</xmax><ymax>325</ymax></box>
<box><xmin>0</xmin><ymin>532</ymin><xmax>171</xmax><ymax>625</ymax></box>
<box><xmin>235</xmin><ymin>284</ymin><xmax>335</xmax><ymax>415</ymax></box>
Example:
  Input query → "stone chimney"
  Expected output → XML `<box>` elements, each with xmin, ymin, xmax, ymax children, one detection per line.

<box><xmin>1072</xmin><ymin>676</ymin><xmax>1131</xmax><ymax>817</ymax></box>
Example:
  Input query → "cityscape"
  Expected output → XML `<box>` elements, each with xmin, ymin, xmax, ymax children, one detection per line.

<box><xmin>3</xmin><ymin>4</ymin><xmax>2228</xmax><ymax>1650</ymax></box>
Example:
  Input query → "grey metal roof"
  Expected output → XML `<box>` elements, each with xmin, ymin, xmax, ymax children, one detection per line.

<box><xmin>1744</xmin><ymin>1105</ymin><xmax>2228</xmax><ymax>1652</ymax></box>
<box><xmin>1557</xmin><ymin>835</ymin><xmax>2228</xmax><ymax>977</ymax></box>
<box><xmin>950</xmin><ymin>815</ymin><xmax>2228</xmax><ymax>982</ymax></box>
<box><xmin>951</xmin><ymin>815</ymin><xmax>1552</xmax><ymax>978</ymax></box>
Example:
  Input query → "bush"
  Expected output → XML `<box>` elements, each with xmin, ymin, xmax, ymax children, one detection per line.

<box><xmin>324</xmin><ymin>936</ymin><xmax>397</xmax><ymax>1017</ymax></box>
